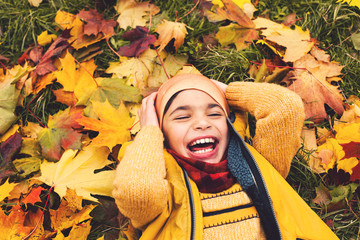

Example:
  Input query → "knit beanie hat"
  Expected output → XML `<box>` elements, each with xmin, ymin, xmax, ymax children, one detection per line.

<box><xmin>155</xmin><ymin>73</ymin><xmax>230</xmax><ymax>128</ymax></box>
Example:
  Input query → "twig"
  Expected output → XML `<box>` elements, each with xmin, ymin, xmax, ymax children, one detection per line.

<box><xmin>106</xmin><ymin>37</ymin><xmax>122</xmax><ymax>59</ymax></box>
<box><xmin>177</xmin><ymin>0</ymin><xmax>200</xmax><ymax>22</ymax></box>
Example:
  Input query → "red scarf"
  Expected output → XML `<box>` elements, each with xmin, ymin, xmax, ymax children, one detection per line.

<box><xmin>167</xmin><ymin>149</ymin><xmax>236</xmax><ymax>193</ymax></box>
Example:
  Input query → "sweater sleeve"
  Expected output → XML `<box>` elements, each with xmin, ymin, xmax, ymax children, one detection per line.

<box><xmin>112</xmin><ymin>125</ymin><xmax>168</xmax><ymax>229</ymax></box>
<box><xmin>225</xmin><ymin>82</ymin><xmax>305</xmax><ymax>178</ymax></box>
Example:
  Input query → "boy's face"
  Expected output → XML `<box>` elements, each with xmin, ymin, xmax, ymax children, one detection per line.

<box><xmin>162</xmin><ymin>90</ymin><xmax>229</xmax><ymax>164</ymax></box>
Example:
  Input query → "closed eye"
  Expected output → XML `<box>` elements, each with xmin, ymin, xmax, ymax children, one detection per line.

<box><xmin>174</xmin><ymin>116</ymin><xmax>190</xmax><ymax>120</ymax></box>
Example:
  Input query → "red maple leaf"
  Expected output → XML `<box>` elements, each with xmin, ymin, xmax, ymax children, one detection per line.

<box><xmin>340</xmin><ymin>142</ymin><xmax>360</xmax><ymax>181</ymax></box>
<box><xmin>117</xmin><ymin>26</ymin><xmax>156</xmax><ymax>57</ymax></box>
<box><xmin>78</xmin><ymin>9</ymin><xmax>117</xmax><ymax>38</ymax></box>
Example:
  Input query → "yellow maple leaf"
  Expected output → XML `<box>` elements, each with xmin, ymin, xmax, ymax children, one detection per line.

<box><xmin>341</xmin><ymin>0</ymin><xmax>360</xmax><ymax>8</ymax></box>
<box><xmin>106</xmin><ymin>49</ymin><xmax>157</xmax><ymax>89</ymax></box>
<box><xmin>0</xmin><ymin>179</ymin><xmax>17</xmax><ymax>202</ymax></box>
<box><xmin>253</xmin><ymin>17</ymin><xmax>314</xmax><ymax>62</ymax></box>
<box><xmin>317</xmin><ymin>138</ymin><xmax>344</xmax><ymax>171</ymax></box>
<box><xmin>77</xmin><ymin>100</ymin><xmax>134</xmax><ymax>149</ymax></box>
<box><xmin>55</xmin><ymin>51</ymin><xmax>98</xmax><ymax>105</ymax></box>
<box><xmin>154</xmin><ymin>20</ymin><xmax>188</xmax><ymax>52</ymax></box>
<box><xmin>334</xmin><ymin>122</ymin><xmax>360</xmax><ymax>144</ymax></box>
<box><xmin>337</xmin><ymin>157</ymin><xmax>359</xmax><ymax>175</ymax></box>
<box><xmin>55</xmin><ymin>10</ymin><xmax>76</xmax><ymax>30</ymax></box>
<box><xmin>115</xmin><ymin>0</ymin><xmax>160</xmax><ymax>29</ymax></box>
<box><xmin>34</xmin><ymin>146</ymin><xmax>115</xmax><ymax>202</ymax></box>
<box><xmin>37</xmin><ymin>30</ymin><xmax>57</xmax><ymax>46</ymax></box>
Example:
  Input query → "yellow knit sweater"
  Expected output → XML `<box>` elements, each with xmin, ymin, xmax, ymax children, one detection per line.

<box><xmin>112</xmin><ymin>82</ymin><xmax>305</xmax><ymax>238</ymax></box>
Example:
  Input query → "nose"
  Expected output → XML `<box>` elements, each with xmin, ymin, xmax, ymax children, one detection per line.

<box><xmin>193</xmin><ymin>118</ymin><xmax>211</xmax><ymax>131</ymax></box>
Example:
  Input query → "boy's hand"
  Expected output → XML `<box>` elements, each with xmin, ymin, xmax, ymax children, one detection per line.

<box><xmin>139</xmin><ymin>92</ymin><xmax>160</xmax><ymax>128</ymax></box>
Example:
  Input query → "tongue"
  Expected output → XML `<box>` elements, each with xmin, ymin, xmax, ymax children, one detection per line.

<box><xmin>190</xmin><ymin>143</ymin><xmax>213</xmax><ymax>151</ymax></box>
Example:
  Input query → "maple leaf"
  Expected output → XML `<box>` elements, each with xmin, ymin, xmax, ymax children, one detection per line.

<box><xmin>115</xmin><ymin>0</ymin><xmax>160</xmax><ymax>29</ymax></box>
<box><xmin>33</xmin><ymin>72</ymin><xmax>57</xmax><ymax>94</ymax></box>
<box><xmin>282</xmin><ymin>53</ymin><xmax>344</xmax><ymax>123</ymax></box>
<box><xmin>37</xmin><ymin>30</ymin><xmax>57</xmax><ymax>46</ymax></box>
<box><xmin>34</xmin><ymin>146</ymin><xmax>115</xmax><ymax>201</ymax></box>
<box><xmin>22</xmin><ymin>186</ymin><xmax>45</xmax><ymax>206</ymax></box>
<box><xmin>0</xmin><ymin>132</ymin><xmax>22</xmax><ymax>181</ymax></box>
<box><xmin>0</xmin><ymin>179</ymin><xmax>17</xmax><ymax>202</ymax></box>
<box><xmin>87</xmin><ymin>77</ymin><xmax>143</xmax><ymax>109</ymax></box>
<box><xmin>0</xmin><ymin>205</ymin><xmax>44</xmax><ymax>239</ymax></box>
<box><xmin>13</xmin><ymin>157</ymin><xmax>41</xmax><ymax>179</ymax></box>
<box><xmin>313</xmin><ymin>183</ymin><xmax>331</xmax><ymax>206</ymax></box>
<box><xmin>77</xmin><ymin>100</ymin><xmax>134</xmax><ymax>149</ymax></box>
<box><xmin>340</xmin><ymin>142</ymin><xmax>360</xmax><ymax>159</ymax></box>
<box><xmin>17</xmin><ymin>45</ymin><xmax>43</xmax><ymax>65</ymax></box>
<box><xmin>37</xmin><ymin>108</ymin><xmax>83</xmax><ymax>161</ymax></box>
<box><xmin>216</xmin><ymin>23</ymin><xmax>258</xmax><ymax>50</ymax></box>
<box><xmin>55</xmin><ymin>51</ymin><xmax>98</xmax><ymax>105</ymax></box>
<box><xmin>154</xmin><ymin>20</ymin><xmax>188</xmax><ymax>52</ymax></box>
<box><xmin>78</xmin><ymin>9</ymin><xmax>117</xmax><ymax>38</ymax></box>
<box><xmin>334</xmin><ymin>122</ymin><xmax>360</xmax><ymax>144</ymax></box>
<box><xmin>50</xmin><ymin>191</ymin><xmax>94</xmax><ymax>232</ymax></box>
<box><xmin>55</xmin><ymin>10</ymin><xmax>76</xmax><ymax>30</ymax></box>
<box><xmin>34</xmin><ymin>29</ymin><xmax>71</xmax><ymax>76</ymax></box>
<box><xmin>253</xmin><ymin>17</ymin><xmax>314</xmax><ymax>62</ymax></box>
<box><xmin>106</xmin><ymin>49</ymin><xmax>157</xmax><ymax>89</ymax></box>
<box><xmin>317</xmin><ymin>138</ymin><xmax>344</xmax><ymax>171</ymax></box>
<box><xmin>118</xmin><ymin>26</ymin><xmax>156</xmax><ymax>57</ymax></box>
<box><xmin>147</xmin><ymin>53</ymin><xmax>188</xmax><ymax>87</ymax></box>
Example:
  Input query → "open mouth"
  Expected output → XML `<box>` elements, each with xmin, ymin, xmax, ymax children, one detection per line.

<box><xmin>188</xmin><ymin>137</ymin><xmax>217</xmax><ymax>154</ymax></box>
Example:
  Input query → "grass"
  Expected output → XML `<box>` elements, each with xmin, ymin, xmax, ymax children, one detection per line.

<box><xmin>1</xmin><ymin>0</ymin><xmax>360</xmax><ymax>239</ymax></box>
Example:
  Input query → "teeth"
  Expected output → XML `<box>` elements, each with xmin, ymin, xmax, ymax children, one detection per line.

<box><xmin>193</xmin><ymin>148</ymin><xmax>213</xmax><ymax>154</ymax></box>
<box><xmin>190</xmin><ymin>138</ymin><xmax>215</xmax><ymax>146</ymax></box>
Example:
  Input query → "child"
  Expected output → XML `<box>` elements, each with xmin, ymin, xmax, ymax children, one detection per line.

<box><xmin>113</xmin><ymin>74</ymin><xmax>338</xmax><ymax>240</ymax></box>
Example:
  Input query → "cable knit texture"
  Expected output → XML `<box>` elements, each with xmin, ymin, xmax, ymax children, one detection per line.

<box><xmin>226</xmin><ymin>82</ymin><xmax>305</xmax><ymax>177</ymax></box>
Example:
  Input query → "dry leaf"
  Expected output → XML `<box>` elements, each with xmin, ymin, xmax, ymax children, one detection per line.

<box><xmin>216</xmin><ymin>23</ymin><xmax>258</xmax><ymax>50</ymax></box>
<box><xmin>282</xmin><ymin>54</ymin><xmax>344</xmax><ymax>123</ymax></box>
<box><xmin>77</xmin><ymin>100</ymin><xmax>134</xmax><ymax>149</ymax></box>
<box><xmin>37</xmin><ymin>30</ymin><xmax>57</xmax><ymax>46</ymax></box>
<box><xmin>55</xmin><ymin>51</ymin><xmax>98</xmax><ymax>105</ymax></box>
<box><xmin>35</xmin><ymin>146</ymin><xmax>115</xmax><ymax>201</ymax></box>
<box><xmin>115</xmin><ymin>0</ymin><xmax>160</xmax><ymax>29</ymax></box>
<box><xmin>37</xmin><ymin>108</ymin><xmax>83</xmax><ymax>161</ymax></box>
<box><xmin>0</xmin><ymin>179</ymin><xmax>17</xmax><ymax>202</ymax></box>
<box><xmin>253</xmin><ymin>17</ymin><xmax>314</xmax><ymax>62</ymax></box>
<box><xmin>154</xmin><ymin>20</ymin><xmax>188</xmax><ymax>52</ymax></box>
<box><xmin>106</xmin><ymin>49</ymin><xmax>157</xmax><ymax>89</ymax></box>
<box><xmin>28</xmin><ymin>0</ymin><xmax>43</xmax><ymax>7</ymax></box>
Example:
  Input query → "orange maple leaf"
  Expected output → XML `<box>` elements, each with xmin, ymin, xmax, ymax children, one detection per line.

<box><xmin>22</xmin><ymin>186</ymin><xmax>45</xmax><ymax>206</ymax></box>
<box><xmin>154</xmin><ymin>20</ymin><xmax>188</xmax><ymax>52</ymax></box>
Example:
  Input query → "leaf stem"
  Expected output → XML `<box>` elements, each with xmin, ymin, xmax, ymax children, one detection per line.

<box><xmin>21</xmin><ymin>186</ymin><xmax>54</xmax><ymax>240</ymax></box>
<box><xmin>155</xmin><ymin>48</ymin><xmax>169</xmax><ymax>79</ymax></box>
<box><xmin>73</xmin><ymin>57</ymin><xmax>99</xmax><ymax>87</ymax></box>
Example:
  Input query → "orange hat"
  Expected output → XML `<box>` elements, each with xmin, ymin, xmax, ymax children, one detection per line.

<box><xmin>155</xmin><ymin>73</ymin><xmax>230</xmax><ymax>128</ymax></box>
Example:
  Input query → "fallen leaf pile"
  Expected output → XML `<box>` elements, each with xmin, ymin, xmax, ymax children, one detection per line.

<box><xmin>0</xmin><ymin>0</ymin><xmax>359</xmax><ymax>238</ymax></box>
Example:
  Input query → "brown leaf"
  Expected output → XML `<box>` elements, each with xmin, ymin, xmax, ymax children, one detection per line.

<box><xmin>33</xmin><ymin>30</ymin><xmax>71</xmax><ymax>76</ymax></box>
<box><xmin>282</xmin><ymin>54</ymin><xmax>344</xmax><ymax>123</ymax></box>
<box><xmin>313</xmin><ymin>184</ymin><xmax>331</xmax><ymax>206</ymax></box>
<box><xmin>78</xmin><ymin>9</ymin><xmax>117</xmax><ymax>38</ymax></box>
<box><xmin>0</xmin><ymin>132</ymin><xmax>22</xmax><ymax>181</ymax></box>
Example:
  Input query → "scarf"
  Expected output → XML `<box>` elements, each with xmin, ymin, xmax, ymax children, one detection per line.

<box><xmin>167</xmin><ymin>149</ymin><xmax>236</xmax><ymax>193</ymax></box>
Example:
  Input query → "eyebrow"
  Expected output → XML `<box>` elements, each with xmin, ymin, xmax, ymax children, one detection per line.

<box><xmin>168</xmin><ymin>103</ymin><xmax>223</xmax><ymax>117</ymax></box>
